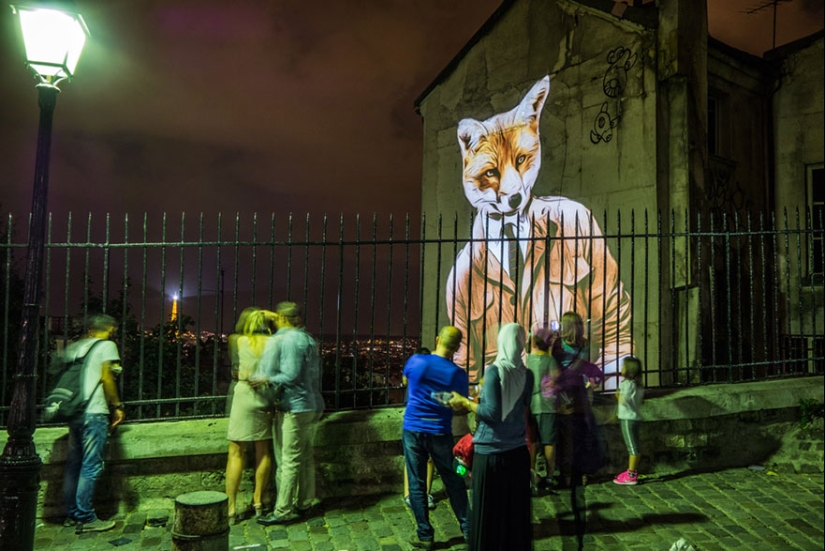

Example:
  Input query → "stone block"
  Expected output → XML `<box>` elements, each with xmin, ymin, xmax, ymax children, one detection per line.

<box><xmin>665</xmin><ymin>434</ymin><xmax>685</xmax><ymax>448</ymax></box>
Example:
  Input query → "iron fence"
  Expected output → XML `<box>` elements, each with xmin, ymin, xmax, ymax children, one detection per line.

<box><xmin>0</xmin><ymin>208</ymin><xmax>822</xmax><ymax>426</ymax></box>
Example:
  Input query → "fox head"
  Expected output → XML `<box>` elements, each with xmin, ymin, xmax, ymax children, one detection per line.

<box><xmin>457</xmin><ymin>76</ymin><xmax>550</xmax><ymax>218</ymax></box>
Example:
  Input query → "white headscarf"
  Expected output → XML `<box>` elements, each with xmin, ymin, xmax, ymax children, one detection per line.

<box><xmin>493</xmin><ymin>323</ymin><xmax>528</xmax><ymax>420</ymax></box>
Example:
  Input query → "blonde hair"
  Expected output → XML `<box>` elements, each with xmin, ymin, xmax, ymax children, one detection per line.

<box><xmin>242</xmin><ymin>309</ymin><xmax>271</xmax><ymax>336</ymax></box>
<box><xmin>560</xmin><ymin>311</ymin><xmax>587</xmax><ymax>349</ymax></box>
<box><xmin>234</xmin><ymin>307</ymin><xmax>258</xmax><ymax>334</ymax></box>
<box><xmin>239</xmin><ymin>310</ymin><xmax>271</xmax><ymax>356</ymax></box>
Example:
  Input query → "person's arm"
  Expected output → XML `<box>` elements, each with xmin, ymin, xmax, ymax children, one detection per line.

<box><xmin>401</xmin><ymin>355</ymin><xmax>414</xmax><ymax>388</ymax></box>
<box><xmin>451</xmin><ymin>392</ymin><xmax>478</xmax><ymax>413</ymax></box>
<box><xmin>101</xmin><ymin>361</ymin><xmax>125</xmax><ymax>428</ymax></box>
<box><xmin>451</xmin><ymin>368</ymin><xmax>500</xmax><ymax>422</ymax></box>
<box><xmin>616</xmin><ymin>380</ymin><xmax>630</xmax><ymax>404</ymax></box>
<box><xmin>272</xmin><ymin>337</ymin><xmax>303</xmax><ymax>385</ymax></box>
<box><xmin>228</xmin><ymin>334</ymin><xmax>240</xmax><ymax>381</ymax></box>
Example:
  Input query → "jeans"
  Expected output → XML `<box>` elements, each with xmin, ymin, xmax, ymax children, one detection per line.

<box><xmin>273</xmin><ymin>410</ymin><xmax>322</xmax><ymax>516</ymax></box>
<box><xmin>64</xmin><ymin>413</ymin><xmax>109</xmax><ymax>523</ymax></box>
<box><xmin>402</xmin><ymin>430</ymin><xmax>470</xmax><ymax>542</ymax></box>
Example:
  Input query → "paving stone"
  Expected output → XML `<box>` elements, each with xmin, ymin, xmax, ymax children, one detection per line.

<box><xmin>27</xmin><ymin>468</ymin><xmax>825</xmax><ymax>550</ymax></box>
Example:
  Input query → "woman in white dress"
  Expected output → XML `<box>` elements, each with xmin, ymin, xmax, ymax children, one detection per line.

<box><xmin>225</xmin><ymin>308</ymin><xmax>274</xmax><ymax>520</ymax></box>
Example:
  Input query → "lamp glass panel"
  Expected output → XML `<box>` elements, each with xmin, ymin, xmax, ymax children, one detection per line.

<box><xmin>19</xmin><ymin>8</ymin><xmax>87</xmax><ymax>78</ymax></box>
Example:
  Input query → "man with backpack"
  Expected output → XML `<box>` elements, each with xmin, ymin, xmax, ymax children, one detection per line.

<box><xmin>59</xmin><ymin>314</ymin><xmax>125</xmax><ymax>532</ymax></box>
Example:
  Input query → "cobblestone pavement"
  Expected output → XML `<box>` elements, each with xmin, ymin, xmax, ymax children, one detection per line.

<box><xmin>32</xmin><ymin>468</ymin><xmax>823</xmax><ymax>550</ymax></box>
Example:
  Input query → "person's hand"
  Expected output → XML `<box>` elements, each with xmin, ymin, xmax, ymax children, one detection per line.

<box><xmin>247</xmin><ymin>377</ymin><xmax>266</xmax><ymax>389</ymax></box>
<box><xmin>448</xmin><ymin>391</ymin><xmax>468</xmax><ymax>411</ymax></box>
<box><xmin>110</xmin><ymin>408</ymin><xmax>125</xmax><ymax>430</ymax></box>
<box><xmin>540</xmin><ymin>376</ymin><xmax>555</xmax><ymax>398</ymax></box>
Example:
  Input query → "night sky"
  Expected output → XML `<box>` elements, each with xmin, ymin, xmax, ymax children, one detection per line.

<box><xmin>1</xmin><ymin>0</ymin><xmax>822</xmax><ymax>225</ymax></box>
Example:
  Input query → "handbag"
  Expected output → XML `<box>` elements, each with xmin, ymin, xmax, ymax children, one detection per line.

<box><xmin>453</xmin><ymin>432</ymin><xmax>475</xmax><ymax>476</ymax></box>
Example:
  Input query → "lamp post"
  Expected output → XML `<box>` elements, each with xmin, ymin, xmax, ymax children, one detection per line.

<box><xmin>0</xmin><ymin>2</ymin><xmax>88</xmax><ymax>549</ymax></box>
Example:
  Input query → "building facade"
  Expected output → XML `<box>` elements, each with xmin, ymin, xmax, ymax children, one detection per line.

<box><xmin>416</xmin><ymin>0</ymin><xmax>823</xmax><ymax>383</ymax></box>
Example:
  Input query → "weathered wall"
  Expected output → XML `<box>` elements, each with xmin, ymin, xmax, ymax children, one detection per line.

<box><xmin>771</xmin><ymin>35</ymin><xmax>824</xmax><ymax>338</ymax></box>
<box><xmin>7</xmin><ymin>377</ymin><xmax>821</xmax><ymax>520</ymax></box>
<box><xmin>773</xmin><ymin>36</ymin><xmax>824</xmax><ymax>215</ymax></box>
<box><xmin>706</xmin><ymin>44</ymin><xmax>770</xmax><ymax>216</ymax></box>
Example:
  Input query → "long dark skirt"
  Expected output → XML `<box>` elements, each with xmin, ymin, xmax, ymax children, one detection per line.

<box><xmin>470</xmin><ymin>445</ymin><xmax>532</xmax><ymax>551</ymax></box>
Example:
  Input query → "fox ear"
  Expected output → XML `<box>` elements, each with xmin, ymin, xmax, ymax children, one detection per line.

<box><xmin>457</xmin><ymin>119</ymin><xmax>486</xmax><ymax>155</ymax></box>
<box><xmin>516</xmin><ymin>75</ymin><xmax>550</xmax><ymax>125</ymax></box>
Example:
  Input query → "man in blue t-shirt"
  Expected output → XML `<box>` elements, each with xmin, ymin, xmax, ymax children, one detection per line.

<box><xmin>403</xmin><ymin>326</ymin><xmax>470</xmax><ymax>549</ymax></box>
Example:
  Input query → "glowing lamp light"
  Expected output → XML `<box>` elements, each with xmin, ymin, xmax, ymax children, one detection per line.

<box><xmin>11</xmin><ymin>2</ymin><xmax>89</xmax><ymax>82</ymax></box>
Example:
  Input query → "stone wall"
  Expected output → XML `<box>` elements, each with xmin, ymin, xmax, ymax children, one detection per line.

<box><xmin>770</xmin><ymin>34</ymin><xmax>825</xmax><ymax>337</ymax></box>
<box><xmin>3</xmin><ymin>377</ymin><xmax>821</xmax><ymax>519</ymax></box>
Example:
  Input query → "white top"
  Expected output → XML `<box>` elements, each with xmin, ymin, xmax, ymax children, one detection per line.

<box><xmin>236</xmin><ymin>335</ymin><xmax>267</xmax><ymax>380</ymax></box>
<box><xmin>617</xmin><ymin>378</ymin><xmax>644</xmax><ymax>421</ymax></box>
<box><xmin>62</xmin><ymin>338</ymin><xmax>121</xmax><ymax>415</ymax></box>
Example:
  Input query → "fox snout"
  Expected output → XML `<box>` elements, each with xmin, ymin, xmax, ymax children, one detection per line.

<box><xmin>495</xmin><ymin>170</ymin><xmax>526</xmax><ymax>214</ymax></box>
<box><xmin>505</xmin><ymin>192</ymin><xmax>523</xmax><ymax>211</ymax></box>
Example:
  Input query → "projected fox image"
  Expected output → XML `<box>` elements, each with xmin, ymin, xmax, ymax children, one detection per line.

<box><xmin>446</xmin><ymin>75</ymin><xmax>633</xmax><ymax>388</ymax></box>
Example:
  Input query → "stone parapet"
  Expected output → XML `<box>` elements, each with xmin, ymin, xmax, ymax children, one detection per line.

<box><xmin>2</xmin><ymin>376</ymin><xmax>821</xmax><ymax>518</ymax></box>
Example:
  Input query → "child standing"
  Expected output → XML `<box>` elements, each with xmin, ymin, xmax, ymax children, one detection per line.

<box><xmin>527</xmin><ymin>325</ymin><xmax>560</xmax><ymax>493</ymax></box>
<box><xmin>614</xmin><ymin>357</ymin><xmax>644</xmax><ymax>486</ymax></box>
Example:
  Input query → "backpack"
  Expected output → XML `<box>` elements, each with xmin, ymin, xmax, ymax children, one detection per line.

<box><xmin>42</xmin><ymin>339</ymin><xmax>106</xmax><ymax>423</ymax></box>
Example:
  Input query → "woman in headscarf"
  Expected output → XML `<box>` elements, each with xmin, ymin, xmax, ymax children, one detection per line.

<box><xmin>450</xmin><ymin>323</ymin><xmax>534</xmax><ymax>551</ymax></box>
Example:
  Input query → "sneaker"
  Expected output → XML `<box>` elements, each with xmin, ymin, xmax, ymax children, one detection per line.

<box><xmin>76</xmin><ymin>518</ymin><xmax>116</xmax><ymax>533</ymax></box>
<box><xmin>404</xmin><ymin>495</ymin><xmax>411</xmax><ymax>508</ymax></box>
<box><xmin>540</xmin><ymin>475</ymin><xmax>559</xmax><ymax>491</ymax></box>
<box><xmin>62</xmin><ymin>517</ymin><xmax>79</xmax><ymax>528</ymax></box>
<box><xmin>613</xmin><ymin>470</ymin><xmax>638</xmax><ymax>486</ymax></box>
<box><xmin>409</xmin><ymin>534</ymin><xmax>434</xmax><ymax>549</ymax></box>
<box><xmin>256</xmin><ymin>511</ymin><xmax>299</xmax><ymax>526</ymax></box>
<box><xmin>427</xmin><ymin>494</ymin><xmax>436</xmax><ymax>510</ymax></box>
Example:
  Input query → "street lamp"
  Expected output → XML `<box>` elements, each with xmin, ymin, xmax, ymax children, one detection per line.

<box><xmin>0</xmin><ymin>2</ymin><xmax>88</xmax><ymax>550</ymax></box>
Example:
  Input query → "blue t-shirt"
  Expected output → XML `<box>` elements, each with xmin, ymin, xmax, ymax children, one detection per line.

<box><xmin>403</xmin><ymin>353</ymin><xmax>469</xmax><ymax>435</ymax></box>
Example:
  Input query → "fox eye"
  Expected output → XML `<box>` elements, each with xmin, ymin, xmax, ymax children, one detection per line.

<box><xmin>516</xmin><ymin>155</ymin><xmax>526</xmax><ymax>167</ymax></box>
<box><xmin>484</xmin><ymin>168</ymin><xmax>499</xmax><ymax>179</ymax></box>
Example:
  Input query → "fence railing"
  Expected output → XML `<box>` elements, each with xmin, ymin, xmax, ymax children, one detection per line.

<box><xmin>0</xmin><ymin>208</ymin><xmax>822</xmax><ymax>426</ymax></box>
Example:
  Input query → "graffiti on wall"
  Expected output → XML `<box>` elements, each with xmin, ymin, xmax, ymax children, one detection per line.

<box><xmin>590</xmin><ymin>102</ymin><xmax>619</xmax><ymax>144</ymax></box>
<box><xmin>590</xmin><ymin>46</ymin><xmax>637</xmax><ymax>145</ymax></box>
<box><xmin>446</xmin><ymin>75</ymin><xmax>634</xmax><ymax>389</ymax></box>
<box><xmin>603</xmin><ymin>46</ymin><xmax>637</xmax><ymax>97</ymax></box>
<box><xmin>708</xmin><ymin>157</ymin><xmax>752</xmax><ymax>218</ymax></box>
